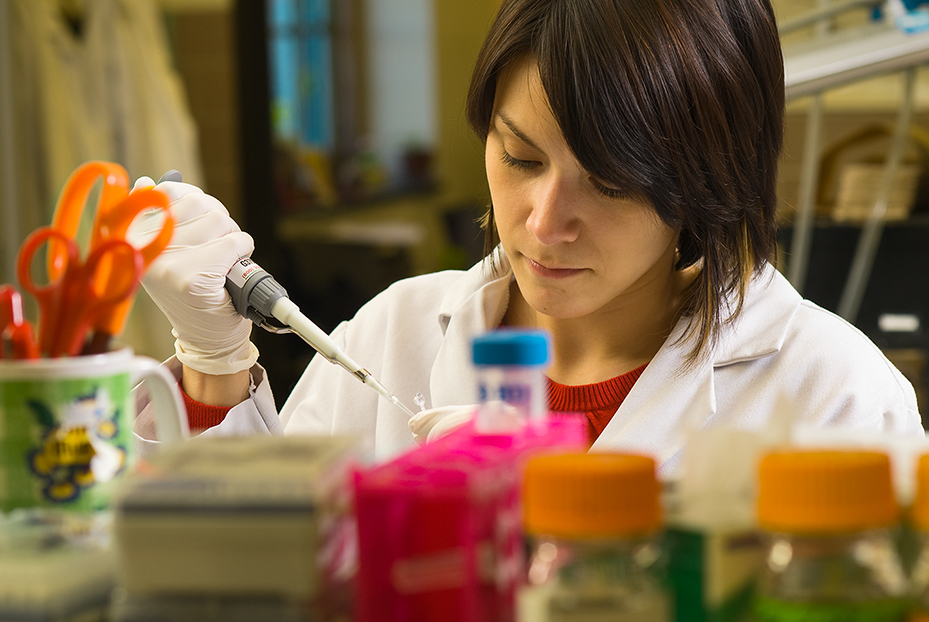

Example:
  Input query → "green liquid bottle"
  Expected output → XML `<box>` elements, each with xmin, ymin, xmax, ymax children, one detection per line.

<box><xmin>753</xmin><ymin>450</ymin><xmax>908</xmax><ymax>622</ymax></box>
<box><xmin>517</xmin><ymin>453</ymin><xmax>672</xmax><ymax>622</ymax></box>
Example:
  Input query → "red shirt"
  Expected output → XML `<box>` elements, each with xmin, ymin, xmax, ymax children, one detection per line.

<box><xmin>180</xmin><ymin>383</ymin><xmax>232</xmax><ymax>432</ymax></box>
<box><xmin>547</xmin><ymin>364</ymin><xmax>648</xmax><ymax>446</ymax></box>
<box><xmin>181</xmin><ymin>364</ymin><xmax>648</xmax><ymax>442</ymax></box>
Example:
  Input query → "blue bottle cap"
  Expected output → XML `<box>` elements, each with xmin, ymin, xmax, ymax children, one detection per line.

<box><xmin>472</xmin><ymin>329</ymin><xmax>551</xmax><ymax>366</ymax></box>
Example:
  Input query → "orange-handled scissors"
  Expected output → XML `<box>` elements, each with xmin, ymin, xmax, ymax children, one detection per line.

<box><xmin>18</xmin><ymin>228</ymin><xmax>144</xmax><ymax>358</ymax></box>
<box><xmin>47</xmin><ymin>161</ymin><xmax>174</xmax><ymax>341</ymax></box>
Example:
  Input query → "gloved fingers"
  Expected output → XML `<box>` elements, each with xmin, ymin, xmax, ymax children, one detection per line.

<box><xmin>126</xmin><ymin>207</ymin><xmax>169</xmax><ymax>248</ymax></box>
<box><xmin>131</xmin><ymin>176</ymin><xmax>156</xmax><ymax>192</ymax></box>
<box><xmin>130</xmin><ymin>177</ymin><xmax>202</xmax><ymax>203</ymax></box>
<box><xmin>427</xmin><ymin>409</ymin><xmax>477</xmax><ymax>443</ymax></box>
<box><xmin>409</xmin><ymin>404</ymin><xmax>477</xmax><ymax>445</ymax></box>
<box><xmin>166</xmin><ymin>204</ymin><xmax>242</xmax><ymax>248</ymax></box>
<box><xmin>129</xmin><ymin>195</ymin><xmax>240</xmax><ymax>250</ymax></box>
<box><xmin>152</xmin><ymin>180</ymin><xmax>205</xmax><ymax>203</ymax></box>
<box><xmin>190</xmin><ymin>231</ymin><xmax>254</xmax><ymax>278</ymax></box>
<box><xmin>143</xmin><ymin>230</ymin><xmax>253</xmax><ymax>297</ymax></box>
<box><xmin>167</xmin><ymin>190</ymin><xmax>231</xmax><ymax>225</ymax></box>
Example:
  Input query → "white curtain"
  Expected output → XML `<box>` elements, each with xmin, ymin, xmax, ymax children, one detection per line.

<box><xmin>1</xmin><ymin>0</ymin><xmax>204</xmax><ymax>359</ymax></box>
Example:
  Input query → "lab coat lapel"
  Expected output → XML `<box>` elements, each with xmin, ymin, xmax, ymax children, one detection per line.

<box><xmin>591</xmin><ymin>265</ymin><xmax>801</xmax><ymax>475</ymax></box>
<box><xmin>430</xmin><ymin>259</ymin><xmax>513</xmax><ymax>408</ymax></box>
<box><xmin>592</xmin><ymin>321</ymin><xmax>716</xmax><ymax>472</ymax></box>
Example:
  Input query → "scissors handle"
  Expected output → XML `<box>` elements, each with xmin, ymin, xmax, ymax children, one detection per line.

<box><xmin>95</xmin><ymin>187</ymin><xmax>174</xmax><ymax>267</ymax></box>
<box><xmin>18</xmin><ymin>228</ymin><xmax>143</xmax><ymax>357</ymax></box>
<box><xmin>18</xmin><ymin>228</ymin><xmax>79</xmax><ymax>356</ymax></box>
<box><xmin>46</xmin><ymin>160</ymin><xmax>174</xmax><ymax>340</ymax></box>
<box><xmin>91</xmin><ymin>187</ymin><xmax>173</xmax><ymax>339</ymax></box>
<box><xmin>48</xmin><ymin>162</ymin><xmax>130</xmax><ymax>276</ymax></box>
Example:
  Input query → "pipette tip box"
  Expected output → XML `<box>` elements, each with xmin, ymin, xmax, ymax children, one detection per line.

<box><xmin>112</xmin><ymin>435</ymin><xmax>359</xmax><ymax>617</ymax></box>
<box><xmin>353</xmin><ymin>415</ymin><xmax>586</xmax><ymax>622</ymax></box>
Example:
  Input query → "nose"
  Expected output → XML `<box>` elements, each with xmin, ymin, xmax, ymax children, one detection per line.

<box><xmin>525</xmin><ymin>173</ymin><xmax>580</xmax><ymax>246</ymax></box>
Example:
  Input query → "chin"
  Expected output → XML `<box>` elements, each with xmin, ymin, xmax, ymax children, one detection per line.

<box><xmin>525</xmin><ymin>294</ymin><xmax>591</xmax><ymax>319</ymax></box>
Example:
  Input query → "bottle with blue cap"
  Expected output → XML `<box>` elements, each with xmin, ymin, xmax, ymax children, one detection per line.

<box><xmin>472</xmin><ymin>329</ymin><xmax>551</xmax><ymax>432</ymax></box>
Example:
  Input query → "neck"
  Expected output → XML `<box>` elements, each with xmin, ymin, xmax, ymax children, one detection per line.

<box><xmin>503</xmin><ymin>267</ymin><xmax>695</xmax><ymax>386</ymax></box>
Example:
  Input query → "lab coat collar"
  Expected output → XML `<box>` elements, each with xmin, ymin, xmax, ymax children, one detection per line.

<box><xmin>711</xmin><ymin>265</ymin><xmax>802</xmax><ymax>367</ymax></box>
<box><xmin>430</xmin><ymin>248</ymin><xmax>513</xmax><ymax>406</ymax></box>
<box><xmin>594</xmin><ymin>263</ymin><xmax>802</xmax><ymax>476</ymax></box>
<box><xmin>435</xmin><ymin>246</ymin><xmax>512</xmax><ymax>335</ymax></box>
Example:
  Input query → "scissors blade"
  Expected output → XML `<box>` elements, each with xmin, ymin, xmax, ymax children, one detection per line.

<box><xmin>0</xmin><ymin>285</ymin><xmax>38</xmax><ymax>359</ymax></box>
<box><xmin>0</xmin><ymin>284</ymin><xmax>25</xmax><ymax>328</ymax></box>
<box><xmin>2</xmin><ymin>323</ymin><xmax>39</xmax><ymax>360</ymax></box>
<box><xmin>88</xmin><ymin>184</ymin><xmax>173</xmax><ymax>341</ymax></box>
<box><xmin>46</xmin><ymin>161</ymin><xmax>173</xmax><ymax>343</ymax></box>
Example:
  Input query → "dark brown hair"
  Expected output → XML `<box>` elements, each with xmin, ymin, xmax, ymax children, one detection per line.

<box><xmin>466</xmin><ymin>0</ymin><xmax>784</xmax><ymax>363</ymax></box>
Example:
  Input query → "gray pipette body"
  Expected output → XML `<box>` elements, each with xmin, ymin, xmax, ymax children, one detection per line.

<box><xmin>224</xmin><ymin>256</ymin><xmax>415</xmax><ymax>418</ymax></box>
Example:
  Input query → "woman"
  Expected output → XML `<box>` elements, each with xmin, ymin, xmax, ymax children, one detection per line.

<box><xmin>136</xmin><ymin>0</ymin><xmax>922</xmax><ymax>475</ymax></box>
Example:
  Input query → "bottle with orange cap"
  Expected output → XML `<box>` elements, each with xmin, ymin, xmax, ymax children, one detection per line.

<box><xmin>907</xmin><ymin>453</ymin><xmax>929</xmax><ymax>621</ymax></box>
<box><xmin>518</xmin><ymin>452</ymin><xmax>671</xmax><ymax>622</ymax></box>
<box><xmin>753</xmin><ymin>449</ymin><xmax>908</xmax><ymax>621</ymax></box>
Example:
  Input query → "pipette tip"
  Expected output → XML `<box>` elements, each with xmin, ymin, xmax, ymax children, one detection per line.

<box><xmin>363</xmin><ymin>374</ymin><xmax>415</xmax><ymax>418</ymax></box>
<box><xmin>391</xmin><ymin>395</ymin><xmax>416</xmax><ymax>419</ymax></box>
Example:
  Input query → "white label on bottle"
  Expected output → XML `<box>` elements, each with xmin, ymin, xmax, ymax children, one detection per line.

<box><xmin>227</xmin><ymin>256</ymin><xmax>262</xmax><ymax>288</ymax></box>
<box><xmin>479</xmin><ymin>382</ymin><xmax>532</xmax><ymax>406</ymax></box>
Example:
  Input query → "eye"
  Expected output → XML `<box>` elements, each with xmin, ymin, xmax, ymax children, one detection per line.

<box><xmin>590</xmin><ymin>178</ymin><xmax>628</xmax><ymax>200</ymax></box>
<box><xmin>500</xmin><ymin>149</ymin><xmax>539</xmax><ymax>171</ymax></box>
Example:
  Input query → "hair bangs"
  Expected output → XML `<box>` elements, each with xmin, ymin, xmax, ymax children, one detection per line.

<box><xmin>535</xmin><ymin>1</ymin><xmax>685</xmax><ymax>217</ymax></box>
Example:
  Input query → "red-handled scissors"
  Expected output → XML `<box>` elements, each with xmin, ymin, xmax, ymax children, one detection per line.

<box><xmin>18</xmin><ymin>228</ymin><xmax>144</xmax><ymax>358</ymax></box>
<box><xmin>0</xmin><ymin>285</ymin><xmax>39</xmax><ymax>359</ymax></box>
<box><xmin>47</xmin><ymin>161</ymin><xmax>174</xmax><ymax>346</ymax></box>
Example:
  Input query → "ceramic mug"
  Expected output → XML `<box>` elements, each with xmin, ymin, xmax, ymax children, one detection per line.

<box><xmin>0</xmin><ymin>348</ymin><xmax>188</xmax><ymax>512</ymax></box>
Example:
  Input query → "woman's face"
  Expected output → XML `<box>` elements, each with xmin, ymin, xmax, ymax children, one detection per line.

<box><xmin>486</xmin><ymin>57</ymin><xmax>681</xmax><ymax>321</ymax></box>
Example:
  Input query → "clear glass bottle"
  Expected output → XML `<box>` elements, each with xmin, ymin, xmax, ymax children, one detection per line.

<box><xmin>908</xmin><ymin>453</ymin><xmax>929</xmax><ymax>621</ymax></box>
<box><xmin>518</xmin><ymin>452</ymin><xmax>671</xmax><ymax>622</ymax></box>
<box><xmin>472</xmin><ymin>330</ymin><xmax>551</xmax><ymax>433</ymax></box>
<box><xmin>753</xmin><ymin>450</ymin><xmax>908</xmax><ymax>621</ymax></box>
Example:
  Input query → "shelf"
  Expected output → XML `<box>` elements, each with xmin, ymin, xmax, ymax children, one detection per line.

<box><xmin>275</xmin><ymin>192</ymin><xmax>452</xmax><ymax>275</ymax></box>
<box><xmin>784</xmin><ymin>20</ymin><xmax>929</xmax><ymax>99</ymax></box>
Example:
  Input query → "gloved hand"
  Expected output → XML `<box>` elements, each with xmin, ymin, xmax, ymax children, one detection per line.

<box><xmin>408</xmin><ymin>401</ymin><xmax>523</xmax><ymax>444</ymax></box>
<box><xmin>128</xmin><ymin>177</ymin><xmax>258</xmax><ymax>375</ymax></box>
<box><xmin>408</xmin><ymin>404</ymin><xmax>478</xmax><ymax>444</ymax></box>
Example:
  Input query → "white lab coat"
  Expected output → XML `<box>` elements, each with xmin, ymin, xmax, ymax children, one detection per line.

<box><xmin>168</xmin><ymin>252</ymin><xmax>921</xmax><ymax>476</ymax></box>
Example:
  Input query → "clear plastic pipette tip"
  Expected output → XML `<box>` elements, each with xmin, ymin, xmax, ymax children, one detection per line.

<box><xmin>363</xmin><ymin>374</ymin><xmax>416</xmax><ymax>418</ymax></box>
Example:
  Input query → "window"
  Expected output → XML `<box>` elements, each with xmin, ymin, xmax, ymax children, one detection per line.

<box><xmin>265</xmin><ymin>0</ymin><xmax>436</xmax><ymax>212</ymax></box>
<box><xmin>268</xmin><ymin>0</ymin><xmax>335</xmax><ymax>150</ymax></box>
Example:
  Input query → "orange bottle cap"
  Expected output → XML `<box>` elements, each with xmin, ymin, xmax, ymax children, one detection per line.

<box><xmin>523</xmin><ymin>452</ymin><xmax>661</xmax><ymax>538</ymax></box>
<box><xmin>909</xmin><ymin>453</ymin><xmax>929</xmax><ymax>529</ymax></box>
<box><xmin>757</xmin><ymin>450</ymin><xmax>898</xmax><ymax>533</ymax></box>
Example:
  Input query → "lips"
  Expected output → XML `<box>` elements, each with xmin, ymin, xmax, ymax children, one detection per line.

<box><xmin>525</xmin><ymin>257</ymin><xmax>584</xmax><ymax>279</ymax></box>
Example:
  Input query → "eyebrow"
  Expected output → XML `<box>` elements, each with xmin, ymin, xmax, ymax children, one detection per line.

<box><xmin>496</xmin><ymin>112</ymin><xmax>541</xmax><ymax>151</ymax></box>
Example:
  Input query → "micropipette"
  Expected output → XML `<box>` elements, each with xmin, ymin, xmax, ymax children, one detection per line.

<box><xmin>224</xmin><ymin>256</ymin><xmax>417</xmax><ymax>418</ymax></box>
<box><xmin>155</xmin><ymin>169</ymin><xmax>415</xmax><ymax>417</ymax></box>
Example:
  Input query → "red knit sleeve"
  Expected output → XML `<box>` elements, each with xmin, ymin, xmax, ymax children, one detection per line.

<box><xmin>179</xmin><ymin>381</ymin><xmax>234</xmax><ymax>431</ymax></box>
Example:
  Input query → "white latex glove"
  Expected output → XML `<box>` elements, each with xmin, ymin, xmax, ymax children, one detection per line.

<box><xmin>408</xmin><ymin>401</ymin><xmax>523</xmax><ymax>445</ymax></box>
<box><xmin>129</xmin><ymin>177</ymin><xmax>258</xmax><ymax>375</ymax></box>
<box><xmin>408</xmin><ymin>404</ymin><xmax>478</xmax><ymax>445</ymax></box>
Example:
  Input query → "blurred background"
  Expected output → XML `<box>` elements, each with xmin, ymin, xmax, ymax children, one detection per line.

<box><xmin>0</xmin><ymin>0</ymin><xmax>926</xmax><ymax>413</ymax></box>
